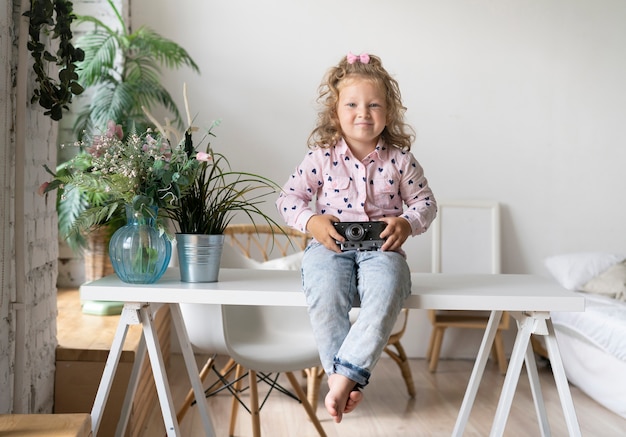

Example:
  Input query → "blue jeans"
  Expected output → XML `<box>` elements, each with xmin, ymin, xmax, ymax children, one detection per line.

<box><xmin>301</xmin><ymin>243</ymin><xmax>412</xmax><ymax>388</ymax></box>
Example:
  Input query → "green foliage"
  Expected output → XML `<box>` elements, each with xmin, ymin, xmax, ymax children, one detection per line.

<box><xmin>164</xmin><ymin>126</ymin><xmax>284</xmax><ymax>235</ymax></box>
<box><xmin>43</xmin><ymin>154</ymin><xmax>125</xmax><ymax>253</ymax></box>
<box><xmin>72</xmin><ymin>0</ymin><xmax>200</xmax><ymax>139</ymax></box>
<box><xmin>24</xmin><ymin>0</ymin><xmax>85</xmax><ymax>121</ymax></box>
<box><xmin>41</xmin><ymin>123</ymin><xmax>199</xmax><ymax>246</ymax></box>
<box><xmin>46</xmin><ymin>0</ymin><xmax>199</xmax><ymax>253</ymax></box>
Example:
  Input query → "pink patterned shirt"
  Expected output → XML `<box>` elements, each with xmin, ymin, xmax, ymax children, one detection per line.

<box><xmin>276</xmin><ymin>138</ymin><xmax>437</xmax><ymax>236</ymax></box>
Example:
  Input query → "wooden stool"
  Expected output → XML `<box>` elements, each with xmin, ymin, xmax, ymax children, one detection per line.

<box><xmin>0</xmin><ymin>413</ymin><xmax>92</xmax><ymax>437</ymax></box>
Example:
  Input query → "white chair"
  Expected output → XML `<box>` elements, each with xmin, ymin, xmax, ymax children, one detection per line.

<box><xmin>178</xmin><ymin>225</ymin><xmax>326</xmax><ymax>437</ymax></box>
<box><xmin>425</xmin><ymin>201</ymin><xmax>509</xmax><ymax>374</ymax></box>
<box><xmin>221</xmin><ymin>304</ymin><xmax>326</xmax><ymax>436</ymax></box>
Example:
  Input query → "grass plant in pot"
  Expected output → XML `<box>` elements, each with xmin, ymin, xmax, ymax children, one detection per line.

<box><xmin>166</xmin><ymin>121</ymin><xmax>283</xmax><ymax>283</ymax></box>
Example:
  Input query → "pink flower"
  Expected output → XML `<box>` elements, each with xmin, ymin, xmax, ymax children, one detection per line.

<box><xmin>106</xmin><ymin>120</ymin><xmax>123</xmax><ymax>140</ymax></box>
<box><xmin>86</xmin><ymin>141</ymin><xmax>104</xmax><ymax>157</ymax></box>
<box><xmin>196</xmin><ymin>152</ymin><xmax>213</xmax><ymax>162</ymax></box>
<box><xmin>37</xmin><ymin>181</ymin><xmax>49</xmax><ymax>196</ymax></box>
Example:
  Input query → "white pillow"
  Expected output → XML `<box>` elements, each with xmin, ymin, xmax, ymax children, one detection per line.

<box><xmin>258</xmin><ymin>251</ymin><xmax>304</xmax><ymax>271</ymax></box>
<box><xmin>220</xmin><ymin>244</ymin><xmax>261</xmax><ymax>269</ymax></box>
<box><xmin>544</xmin><ymin>252</ymin><xmax>626</xmax><ymax>290</ymax></box>
<box><xmin>220</xmin><ymin>244</ymin><xmax>304</xmax><ymax>271</ymax></box>
<box><xmin>581</xmin><ymin>260</ymin><xmax>626</xmax><ymax>301</ymax></box>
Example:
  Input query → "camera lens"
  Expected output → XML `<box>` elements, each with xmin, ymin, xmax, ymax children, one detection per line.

<box><xmin>345</xmin><ymin>224</ymin><xmax>365</xmax><ymax>241</ymax></box>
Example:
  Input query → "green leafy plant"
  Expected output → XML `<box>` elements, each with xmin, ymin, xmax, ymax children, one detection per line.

<box><xmin>45</xmin><ymin>150</ymin><xmax>124</xmax><ymax>253</ymax></box>
<box><xmin>72</xmin><ymin>0</ymin><xmax>199</xmax><ymax>138</ymax></box>
<box><xmin>50</xmin><ymin>0</ymin><xmax>199</xmax><ymax>254</ymax></box>
<box><xmin>24</xmin><ymin>0</ymin><xmax>85</xmax><ymax>121</ymax></box>
<box><xmin>40</xmin><ymin>121</ymin><xmax>199</xmax><ymax>241</ymax></box>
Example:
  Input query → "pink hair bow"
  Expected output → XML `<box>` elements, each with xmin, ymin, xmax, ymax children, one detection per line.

<box><xmin>346</xmin><ymin>52</ymin><xmax>370</xmax><ymax>64</ymax></box>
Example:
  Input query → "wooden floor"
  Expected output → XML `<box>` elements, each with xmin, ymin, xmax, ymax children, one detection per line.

<box><xmin>137</xmin><ymin>354</ymin><xmax>626</xmax><ymax>437</ymax></box>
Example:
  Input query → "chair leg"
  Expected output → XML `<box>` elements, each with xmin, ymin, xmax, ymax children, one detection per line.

<box><xmin>493</xmin><ymin>331</ymin><xmax>508</xmax><ymax>374</ymax></box>
<box><xmin>429</xmin><ymin>327</ymin><xmax>445</xmax><ymax>372</ymax></box>
<box><xmin>176</xmin><ymin>356</ymin><xmax>239</xmax><ymax>425</ymax></box>
<box><xmin>530</xmin><ymin>334</ymin><xmax>549</xmax><ymax>360</ymax></box>
<box><xmin>304</xmin><ymin>366</ymin><xmax>325</xmax><ymax>414</ymax></box>
<box><xmin>384</xmin><ymin>340</ymin><xmax>416</xmax><ymax>398</ymax></box>
<box><xmin>229</xmin><ymin>364</ymin><xmax>245</xmax><ymax>437</ymax></box>
<box><xmin>248</xmin><ymin>370</ymin><xmax>261</xmax><ymax>437</ymax></box>
<box><xmin>176</xmin><ymin>355</ymin><xmax>215</xmax><ymax>424</ymax></box>
<box><xmin>286</xmin><ymin>372</ymin><xmax>327</xmax><ymax>437</ymax></box>
<box><xmin>425</xmin><ymin>328</ymin><xmax>436</xmax><ymax>360</ymax></box>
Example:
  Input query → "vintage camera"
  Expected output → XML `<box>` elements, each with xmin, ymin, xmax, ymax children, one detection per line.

<box><xmin>333</xmin><ymin>221</ymin><xmax>387</xmax><ymax>251</ymax></box>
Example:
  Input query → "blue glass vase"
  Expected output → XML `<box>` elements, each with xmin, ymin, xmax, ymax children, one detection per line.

<box><xmin>108</xmin><ymin>205</ymin><xmax>172</xmax><ymax>284</ymax></box>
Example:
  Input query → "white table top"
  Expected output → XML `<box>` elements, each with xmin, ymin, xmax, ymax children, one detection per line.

<box><xmin>80</xmin><ymin>268</ymin><xmax>584</xmax><ymax>313</ymax></box>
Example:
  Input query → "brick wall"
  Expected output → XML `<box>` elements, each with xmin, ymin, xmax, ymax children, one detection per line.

<box><xmin>1</xmin><ymin>0</ymin><xmax>60</xmax><ymax>412</ymax></box>
<box><xmin>0</xmin><ymin>0</ymin><xmax>15</xmax><ymax>413</ymax></box>
<box><xmin>1</xmin><ymin>0</ymin><xmax>127</xmax><ymax>414</ymax></box>
<box><xmin>1</xmin><ymin>0</ymin><xmax>70</xmax><ymax>414</ymax></box>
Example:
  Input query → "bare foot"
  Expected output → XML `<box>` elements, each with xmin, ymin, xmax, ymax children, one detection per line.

<box><xmin>325</xmin><ymin>374</ymin><xmax>364</xmax><ymax>423</ymax></box>
<box><xmin>344</xmin><ymin>389</ymin><xmax>362</xmax><ymax>414</ymax></box>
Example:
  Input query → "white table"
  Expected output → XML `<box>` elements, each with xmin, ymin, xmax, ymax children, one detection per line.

<box><xmin>80</xmin><ymin>268</ymin><xmax>585</xmax><ymax>437</ymax></box>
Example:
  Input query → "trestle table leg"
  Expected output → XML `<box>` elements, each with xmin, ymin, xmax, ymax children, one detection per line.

<box><xmin>490</xmin><ymin>312</ymin><xmax>535</xmax><ymax>436</ymax></box>
<box><xmin>544</xmin><ymin>318</ymin><xmax>582</xmax><ymax>437</ymax></box>
<box><xmin>140</xmin><ymin>304</ymin><xmax>180</xmax><ymax>436</ymax></box>
<box><xmin>452</xmin><ymin>310</ymin><xmax>502</xmax><ymax>436</ymax></box>
<box><xmin>90</xmin><ymin>303</ymin><xmax>135</xmax><ymax>436</ymax></box>
<box><xmin>523</xmin><ymin>326</ymin><xmax>550</xmax><ymax>437</ymax></box>
<box><xmin>169</xmin><ymin>303</ymin><xmax>216</xmax><ymax>436</ymax></box>
<box><xmin>115</xmin><ymin>335</ymin><xmax>146</xmax><ymax>437</ymax></box>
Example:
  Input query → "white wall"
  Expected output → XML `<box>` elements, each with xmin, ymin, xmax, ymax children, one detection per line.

<box><xmin>132</xmin><ymin>0</ymin><xmax>626</xmax><ymax>357</ymax></box>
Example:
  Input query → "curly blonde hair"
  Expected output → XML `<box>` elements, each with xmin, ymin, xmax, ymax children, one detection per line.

<box><xmin>308</xmin><ymin>53</ymin><xmax>415</xmax><ymax>150</ymax></box>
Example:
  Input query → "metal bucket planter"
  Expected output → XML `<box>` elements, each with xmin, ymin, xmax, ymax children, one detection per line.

<box><xmin>175</xmin><ymin>234</ymin><xmax>225</xmax><ymax>282</ymax></box>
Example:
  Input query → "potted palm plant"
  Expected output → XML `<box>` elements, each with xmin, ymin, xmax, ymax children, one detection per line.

<box><xmin>54</xmin><ymin>0</ymin><xmax>199</xmax><ymax>282</ymax></box>
<box><xmin>72</xmin><ymin>0</ymin><xmax>199</xmax><ymax>138</ymax></box>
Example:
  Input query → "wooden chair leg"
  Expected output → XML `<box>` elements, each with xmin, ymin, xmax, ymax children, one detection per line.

<box><xmin>304</xmin><ymin>366</ymin><xmax>325</xmax><ymax>414</ymax></box>
<box><xmin>384</xmin><ymin>340</ymin><xmax>416</xmax><ymax>398</ymax></box>
<box><xmin>493</xmin><ymin>331</ymin><xmax>508</xmax><ymax>374</ymax></box>
<box><xmin>425</xmin><ymin>329</ymin><xmax>436</xmax><ymax>360</ymax></box>
<box><xmin>531</xmin><ymin>334</ymin><xmax>549</xmax><ymax>360</ymax></box>
<box><xmin>429</xmin><ymin>327</ymin><xmax>445</xmax><ymax>372</ymax></box>
<box><xmin>286</xmin><ymin>372</ymin><xmax>327</xmax><ymax>437</ymax></box>
<box><xmin>229</xmin><ymin>364</ymin><xmax>245</xmax><ymax>437</ymax></box>
<box><xmin>176</xmin><ymin>356</ymin><xmax>239</xmax><ymax>425</ymax></box>
<box><xmin>248</xmin><ymin>370</ymin><xmax>261</xmax><ymax>437</ymax></box>
<box><xmin>176</xmin><ymin>355</ymin><xmax>215</xmax><ymax>424</ymax></box>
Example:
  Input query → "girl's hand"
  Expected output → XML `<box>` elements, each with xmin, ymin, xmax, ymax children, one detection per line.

<box><xmin>379</xmin><ymin>217</ymin><xmax>412</xmax><ymax>252</ymax></box>
<box><xmin>306</xmin><ymin>214</ymin><xmax>343</xmax><ymax>252</ymax></box>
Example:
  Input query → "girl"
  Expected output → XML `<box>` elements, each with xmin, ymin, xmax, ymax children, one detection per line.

<box><xmin>276</xmin><ymin>52</ymin><xmax>437</xmax><ymax>423</ymax></box>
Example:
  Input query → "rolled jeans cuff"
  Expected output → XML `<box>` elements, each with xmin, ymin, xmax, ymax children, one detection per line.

<box><xmin>333</xmin><ymin>356</ymin><xmax>371</xmax><ymax>388</ymax></box>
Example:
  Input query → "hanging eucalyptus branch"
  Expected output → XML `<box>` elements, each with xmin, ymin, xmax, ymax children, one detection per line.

<box><xmin>23</xmin><ymin>0</ymin><xmax>85</xmax><ymax>121</ymax></box>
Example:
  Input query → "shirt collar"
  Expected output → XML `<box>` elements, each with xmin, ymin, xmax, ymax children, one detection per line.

<box><xmin>336</xmin><ymin>138</ymin><xmax>387</xmax><ymax>161</ymax></box>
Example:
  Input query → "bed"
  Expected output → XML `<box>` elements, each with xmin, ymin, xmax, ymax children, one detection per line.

<box><xmin>544</xmin><ymin>252</ymin><xmax>626</xmax><ymax>419</ymax></box>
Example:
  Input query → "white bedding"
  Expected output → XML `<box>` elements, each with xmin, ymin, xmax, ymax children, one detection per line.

<box><xmin>544</xmin><ymin>252</ymin><xmax>626</xmax><ymax>419</ymax></box>
<box><xmin>551</xmin><ymin>292</ymin><xmax>626</xmax><ymax>361</ymax></box>
<box><xmin>550</xmin><ymin>292</ymin><xmax>626</xmax><ymax>419</ymax></box>
<box><xmin>553</xmin><ymin>322</ymin><xmax>626</xmax><ymax>419</ymax></box>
